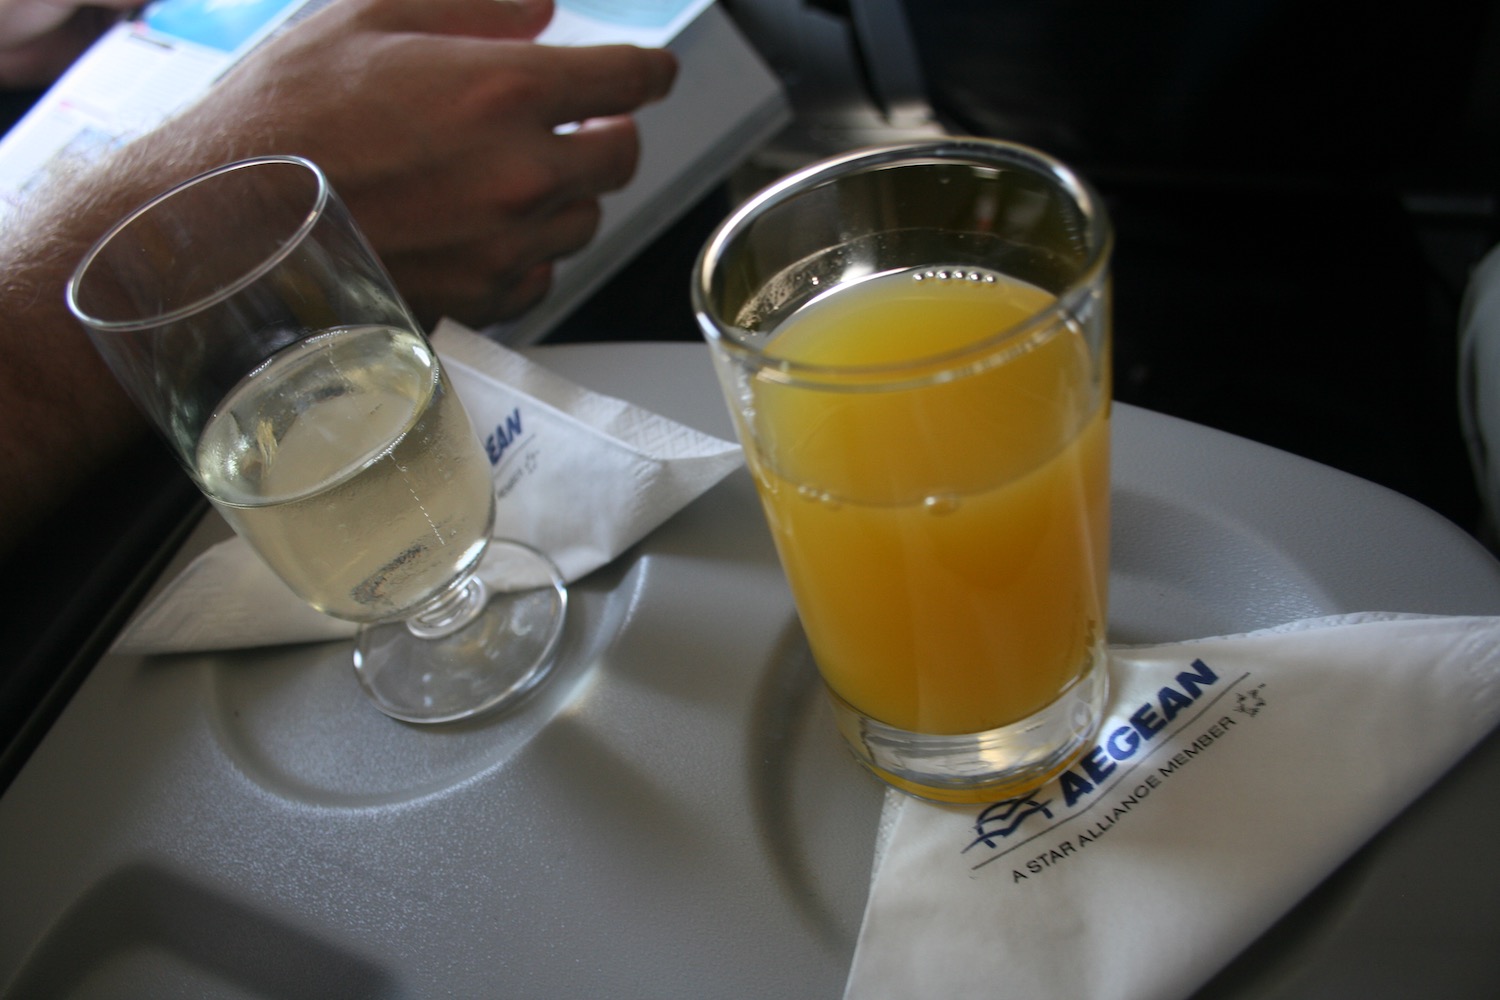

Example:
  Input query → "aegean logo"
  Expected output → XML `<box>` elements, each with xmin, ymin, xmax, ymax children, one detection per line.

<box><xmin>960</xmin><ymin>658</ymin><xmax>1264</xmax><ymax>876</ymax></box>
<box><xmin>1055</xmin><ymin>658</ymin><xmax>1220</xmax><ymax>809</ymax></box>
<box><xmin>966</xmin><ymin>796</ymin><xmax>1057</xmax><ymax>851</ymax></box>
<box><xmin>485</xmin><ymin>406</ymin><xmax>524</xmax><ymax>466</ymax></box>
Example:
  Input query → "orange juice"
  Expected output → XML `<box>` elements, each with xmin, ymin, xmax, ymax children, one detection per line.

<box><xmin>743</xmin><ymin>268</ymin><xmax>1109</xmax><ymax>735</ymax></box>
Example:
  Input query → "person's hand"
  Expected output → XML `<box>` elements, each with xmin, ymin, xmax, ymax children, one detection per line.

<box><xmin>0</xmin><ymin>0</ymin><xmax>675</xmax><ymax>551</ymax></box>
<box><xmin>140</xmin><ymin>0</ymin><xmax>678</xmax><ymax>327</ymax></box>
<box><xmin>0</xmin><ymin>0</ymin><xmax>139</xmax><ymax>87</ymax></box>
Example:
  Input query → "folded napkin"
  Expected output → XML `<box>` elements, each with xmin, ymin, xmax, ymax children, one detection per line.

<box><xmin>114</xmin><ymin>320</ymin><xmax>742</xmax><ymax>654</ymax></box>
<box><xmin>844</xmin><ymin>612</ymin><xmax>1500</xmax><ymax>1000</ymax></box>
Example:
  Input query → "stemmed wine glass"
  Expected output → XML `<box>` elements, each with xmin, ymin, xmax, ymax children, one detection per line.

<box><xmin>67</xmin><ymin>155</ymin><xmax>566</xmax><ymax>724</ymax></box>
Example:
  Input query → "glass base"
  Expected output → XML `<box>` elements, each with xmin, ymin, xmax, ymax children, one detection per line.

<box><xmin>830</xmin><ymin>648</ymin><xmax>1109</xmax><ymax>804</ymax></box>
<box><xmin>352</xmin><ymin>541</ymin><xmax>568</xmax><ymax>724</ymax></box>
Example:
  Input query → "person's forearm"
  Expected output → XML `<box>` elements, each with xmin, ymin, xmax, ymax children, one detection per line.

<box><xmin>0</xmin><ymin>131</ymin><xmax>220</xmax><ymax>552</ymax></box>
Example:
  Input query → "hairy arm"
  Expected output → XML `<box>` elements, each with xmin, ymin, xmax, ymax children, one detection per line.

<box><xmin>0</xmin><ymin>127</ymin><xmax>226</xmax><ymax>552</ymax></box>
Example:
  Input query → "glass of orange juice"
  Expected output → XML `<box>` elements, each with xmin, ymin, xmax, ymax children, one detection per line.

<box><xmin>692</xmin><ymin>139</ymin><xmax>1113</xmax><ymax>803</ymax></box>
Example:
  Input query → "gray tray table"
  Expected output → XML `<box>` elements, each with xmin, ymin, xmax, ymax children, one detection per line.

<box><xmin>2</xmin><ymin>342</ymin><xmax>1497</xmax><ymax>999</ymax></box>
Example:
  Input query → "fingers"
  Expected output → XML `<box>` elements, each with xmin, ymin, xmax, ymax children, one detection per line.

<box><xmin>397</xmin><ymin>257</ymin><xmax>555</xmax><ymax>329</ymax></box>
<box><xmin>322</xmin><ymin>2</ymin><xmax>676</xmax><ymax>132</ymax></box>
<box><xmin>350</xmin><ymin>0</ymin><xmax>556</xmax><ymax>40</ymax></box>
<box><xmin>398</xmin><ymin>120</ymin><xmax>627</xmax><ymax>244</ymax></box>
<box><xmin>530</xmin><ymin>44</ymin><xmax>677</xmax><ymax>127</ymax></box>
<box><xmin>469</xmin><ymin>115</ymin><xmax>640</xmax><ymax>212</ymax></box>
<box><xmin>254</xmin><ymin>0</ymin><xmax>678</xmax><ymax>327</ymax></box>
<box><xmin>386</xmin><ymin>196</ymin><xmax>601</xmax><ymax>327</ymax></box>
<box><xmin>570</xmin><ymin>115</ymin><xmax>643</xmax><ymax>193</ymax></box>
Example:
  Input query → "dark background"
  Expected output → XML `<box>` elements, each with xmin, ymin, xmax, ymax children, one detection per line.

<box><xmin>557</xmin><ymin>0</ymin><xmax>1500</xmax><ymax>540</ymax></box>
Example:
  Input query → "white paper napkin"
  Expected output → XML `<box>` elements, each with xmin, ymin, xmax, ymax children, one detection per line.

<box><xmin>113</xmin><ymin>320</ymin><xmax>742</xmax><ymax>654</ymax></box>
<box><xmin>843</xmin><ymin>612</ymin><xmax>1500</xmax><ymax>1000</ymax></box>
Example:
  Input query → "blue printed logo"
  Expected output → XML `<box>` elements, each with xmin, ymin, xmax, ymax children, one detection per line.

<box><xmin>963</xmin><ymin>658</ymin><xmax>1246</xmax><ymax>857</ymax></box>
<box><xmin>964</xmin><ymin>796</ymin><xmax>1056</xmax><ymax>851</ymax></box>
<box><xmin>485</xmin><ymin>407</ymin><xmax>524</xmax><ymax>466</ymax></box>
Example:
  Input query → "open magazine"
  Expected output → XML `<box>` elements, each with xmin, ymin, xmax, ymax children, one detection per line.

<box><xmin>0</xmin><ymin>0</ymin><xmax>787</xmax><ymax>342</ymax></box>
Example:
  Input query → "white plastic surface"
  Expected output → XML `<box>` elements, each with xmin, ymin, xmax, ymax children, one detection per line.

<box><xmin>1</xmin><ymin>343</ymin><xmax>1498</xmax><ymax>998</ymax></box>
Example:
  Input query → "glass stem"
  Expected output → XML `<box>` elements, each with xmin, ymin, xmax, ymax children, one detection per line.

<box><xmin>405</xmin><ymin>572</ymin><xmax>490</xmax><ymax>640</ymax></box>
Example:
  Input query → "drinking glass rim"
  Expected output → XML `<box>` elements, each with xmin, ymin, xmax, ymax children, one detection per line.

<box><xmin>65</xmin><ymin>154</ymin><xmax>330</xmax><ymax>334</ymax></box>
<box><xmin>692</xmin><ymin>137</ymin><xmax>1113</xmax><ymax>388</ymax></box>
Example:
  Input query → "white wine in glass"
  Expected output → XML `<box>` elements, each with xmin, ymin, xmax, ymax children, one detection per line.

<box><xmin>68</xmin><ymin>156</ymin><xmax>566</xmax><ymax>724</ymax></box>
<box><xmin>195</xmin><ymin>324</ymin><xmax>495</xmax><ymax>623</ymax></box>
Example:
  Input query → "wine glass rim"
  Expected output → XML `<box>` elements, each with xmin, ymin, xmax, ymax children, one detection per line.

<box><xmin>65</xmin><ymin>154</ymin><xmax>330</xmax><ymax>333</ymax></box>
